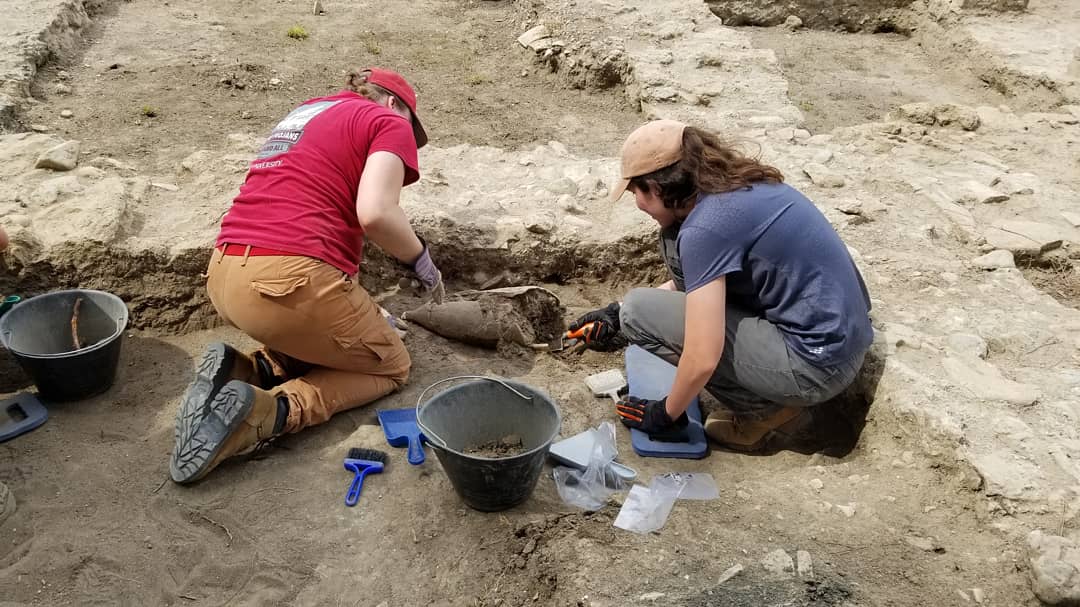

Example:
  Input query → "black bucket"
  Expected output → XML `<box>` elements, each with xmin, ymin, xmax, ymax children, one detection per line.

<box><xmin>0</xmin><ymin>289</ymin><xmax>129</xmax><ymax>402</ymax></box>
<box><xmin>418</xmin><ymin>377</ymin><xmax>561</xmax><ymax>512</ymax></box>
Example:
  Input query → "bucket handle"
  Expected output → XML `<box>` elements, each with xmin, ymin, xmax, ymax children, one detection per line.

<box><xmin>415</xmin><ymin>375</ymin><xmax>532</xmax><ymax>449</ymax></box>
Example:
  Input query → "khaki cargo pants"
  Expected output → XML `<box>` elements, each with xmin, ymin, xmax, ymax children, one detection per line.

<box><xmin>206</xmin><ymin>248</ymin><xmax>410</xmax><ymax>433</ymax></box>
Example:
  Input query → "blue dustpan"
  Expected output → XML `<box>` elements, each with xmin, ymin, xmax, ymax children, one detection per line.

<box><xmin>377</xmin><ymin>407</ymin><xmax>426</xmax><ymax>465</ymax></box>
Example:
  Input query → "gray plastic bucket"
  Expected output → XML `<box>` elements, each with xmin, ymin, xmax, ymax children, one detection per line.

<box><xmin>0</xmin><ymin>289</ymin><xmax>128</xmax><ymax>401</ymax></box>
<box><xmin>417</xmin><ymin>377</ymin><xmax>561</xmax><ymax>512</ymax></box>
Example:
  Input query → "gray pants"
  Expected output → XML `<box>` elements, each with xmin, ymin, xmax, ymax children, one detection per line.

<box><xmin>619</xmin><ymin>226</ymin><xmax>865</xmax><ymax>418</ymax></box>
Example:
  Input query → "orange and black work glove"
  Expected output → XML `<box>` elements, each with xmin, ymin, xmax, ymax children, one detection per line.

<box><xmin>567</xmin><ymin>302</ymin><xmax>626</xmax><ymax>351</ymax></box>
<box><xmin>616</xmin><ymin>396</ymin><xmax>690</xmax><ymax>442</ymax></box>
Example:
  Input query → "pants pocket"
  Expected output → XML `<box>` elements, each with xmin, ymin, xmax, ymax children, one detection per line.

<box><xmin>331</xmin><ymin>315</ymin><xmax>398</xmax><ymax>363</ymax></box>
<box><xmin>250</xmin><ymin>275</ymin><xmax>310</xmax><ymax>297</ymax></box>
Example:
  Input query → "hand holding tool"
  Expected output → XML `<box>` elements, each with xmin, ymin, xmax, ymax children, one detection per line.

<box><xmin>567</xmin><ymin>303</ymin><xmax>625</xmax><ymax>351</ymax></box>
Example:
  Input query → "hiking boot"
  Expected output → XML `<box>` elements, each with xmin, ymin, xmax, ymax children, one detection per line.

<box><xmin>703</xmin><ymin>406</ymin><xmax>806</xmax><ymax>452</ymax></box>
<box><xmin>170</xmin><ymin>380</ymin><xmax>288</xmax><ymax>483</ymax></box>
<box><xmin>174</xmin><ymin>342</ymin><xmax>278</xmax><ymax>428</ymax></box>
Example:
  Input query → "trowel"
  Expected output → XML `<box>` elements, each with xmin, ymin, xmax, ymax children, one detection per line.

<box><xmin>530</xmin><ymin>322</ymin><xmax>598</xmax><ymax>354</ymax></box>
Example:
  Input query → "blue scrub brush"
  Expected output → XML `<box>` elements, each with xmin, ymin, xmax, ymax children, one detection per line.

<box><xmin>343</xmin><ymin>447</ymin><xmax>387</xmax><ymax>507</ymax></box>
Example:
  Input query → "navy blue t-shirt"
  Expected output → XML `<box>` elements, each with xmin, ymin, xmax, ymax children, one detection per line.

<box><xmin>677</xmin><ymin>182</ymin><xmax>873</xmax><ymax>366</ymax></box>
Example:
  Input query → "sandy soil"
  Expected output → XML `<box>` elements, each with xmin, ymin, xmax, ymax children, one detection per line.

<box><xmin>0</xmin><ymin>0</ymin><xmax>1064</xmax><ymax>605</ymax></box>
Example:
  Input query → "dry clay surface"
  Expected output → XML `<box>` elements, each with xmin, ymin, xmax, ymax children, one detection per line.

<box><xmin>2</xmin><ymin>0</ymin><xmax>1080</xmax><ymax>605</ymax></box>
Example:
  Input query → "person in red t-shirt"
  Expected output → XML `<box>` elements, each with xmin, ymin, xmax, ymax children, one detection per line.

<box><xmin>170</xmin><ymin>67</ymin><xmax>444</xmax><ymax>484</ymax></box>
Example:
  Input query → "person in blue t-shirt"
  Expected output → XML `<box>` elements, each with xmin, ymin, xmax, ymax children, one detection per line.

<box><xmin>570</xmin><ymin>120</ymin><xmax>873</xmax><ymax>451</ymax></box>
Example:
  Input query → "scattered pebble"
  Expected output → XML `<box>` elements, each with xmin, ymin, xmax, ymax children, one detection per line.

<box><xmin>802</xmin><ymin>162</ymin><xmax>845</xmax><ymax>188</ymax></box>
<box><xmin>760</xmin><ymin>549</ymin><xmax>795</xmax><ymax>578</ymax></box>
<box><xmin>269</xmin><ymin>78</ymin><xmax>283</xmax><ymax>87</ymax></box>
<box><xmin>717</xmin><ymin>563</ymin><xmax>743</xmax><ymax>585</ymax></box>
<box><xmin>151</xmin><ymin>182</ymin><xmax>180</xmax><ymax>192</ymax></box>
<box><xmin>836</xmin><ymin>503</ymin><xmax>857</xmax><ymax>517</ymax></box>
<box><xmin>783</xmin><ymin>15</ymin><xmax>803</xmax><ymax>30</ymax></box>
<box><xmin>29</xmin><ymin>124</ymin><xmax>49</xmax><ymax>132</ymax></box>
<box><xmin>736</xmin><ymin>490</ymin><xmax>751</xmax><ymax>500</ymax></box>
<box><xmin>796</xmin><ymin>550</ymin><xmax>813</xmax><ymax>579</ymax></box>
<box><xmin>808</xmin><ymin>478</ymin><xmax>824</xmax><ymax>491</ymax></box>
<box><xmin>35</xmin><ymin>140</ymin><xmax>81</xmax><ymax>171</ymax></box>
<box><xmin>60</xmin><ymin>110</ymin><xmax>74</xmax><ymax>119</ymax></box>
<box><xmin>639</xmin><ymin>591</ymin><xmax>665</xmax><ymax>601</ymax></box>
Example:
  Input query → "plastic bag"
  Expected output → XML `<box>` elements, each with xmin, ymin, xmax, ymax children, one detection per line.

<box><xmin>652</xmin><ymin>472</ymin><xmax>720</xmax><ymax>500</ymax></box>
<box><xmin>553</xmin><ymin>422</ymin><xmax>630</xmax><ymax>510</ymax></box>
<box><xmin>613</xmin><ymin>475</ymin><xmax>688</xmax><ymax>534</ymax></box>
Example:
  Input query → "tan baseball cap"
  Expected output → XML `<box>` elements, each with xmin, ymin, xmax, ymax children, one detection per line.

<box><xmin>609</xmin><ymin>119</ymin><xmax>687</xmax><ymax>203</ymax></box>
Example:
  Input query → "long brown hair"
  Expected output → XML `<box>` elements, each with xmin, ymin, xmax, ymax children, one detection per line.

<box><xmin>344</xmin><ymin>69</ymin><xmax>392</xmax><ymax>103</ymax></box>
<box><xmin>629</xmin><ymin>127</ymin><xmax>784</xmax><ymax>208</ymax></box>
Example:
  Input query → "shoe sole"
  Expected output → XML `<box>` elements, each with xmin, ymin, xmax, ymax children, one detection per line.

<box><xmin>170</xmin><ymin>378</ymin><xmax>255</xmax><ymax>484</ymax></box>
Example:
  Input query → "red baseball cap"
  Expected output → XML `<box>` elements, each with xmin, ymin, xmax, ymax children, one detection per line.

<box><xmin>363</xmin><ymin>67</ymin><xmax>428</xmax><ymax>148</ymax></box>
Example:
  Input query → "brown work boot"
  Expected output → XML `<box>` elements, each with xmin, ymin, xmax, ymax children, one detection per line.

<box><xmin>704</xmin><ymin>406</ymin><xmax>806</xmax><ymax>452</ymax></box>
<box><xmin>170</xmin><ymin>380</ymin><xmax>288</xmax><ymax>483</ymax></box>
<box><xmin>175</xmin><ymin>343</ymin><xmax>272</xmax><ymax>421</ymax></box>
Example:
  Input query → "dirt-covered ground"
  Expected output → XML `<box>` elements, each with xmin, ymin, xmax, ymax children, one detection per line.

<box><xmin>3</xmin><ymin>0</ymin><xmax>1080</xmax><ymax>606</ymax></box>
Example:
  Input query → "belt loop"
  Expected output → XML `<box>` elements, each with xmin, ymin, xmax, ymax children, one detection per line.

<box><xmin>241</xmin><ymin>245</ymin><xmax>252</xmax><ymax>267</ymax></box>
<box><xmin>216</xmin><ymin>242</ymin><xmax>226</xmax><ymax>264</ymax></box>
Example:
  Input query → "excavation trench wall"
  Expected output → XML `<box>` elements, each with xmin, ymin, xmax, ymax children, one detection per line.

<box><xmin>706</xmin><ymin>0</ymin><xmax>1028</xmax><ymax>30</ymax></box>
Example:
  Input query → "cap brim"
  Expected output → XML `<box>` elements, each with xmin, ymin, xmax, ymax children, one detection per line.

<box><xmin>412</xmin><ymin>117</ymin><xmax>428</xmax><ymax>149</ymax></box>
<box><xmin>609</xmin><ymin>177</ymin><xmax>631</xmax><ymax>203</ymax></box>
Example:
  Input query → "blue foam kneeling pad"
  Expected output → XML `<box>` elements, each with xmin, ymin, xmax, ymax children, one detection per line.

<box><xmin>0</xmin><ymin>393</ymin><xmax>48</xmax><ymax>443</ymax></box>
<box><xmin>625</xmin><ymin>345</ymin><xmax>708</xmax><ymax>459</ymax></box>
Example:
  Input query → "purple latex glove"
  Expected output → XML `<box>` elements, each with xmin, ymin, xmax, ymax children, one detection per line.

<box><xmin>411</xmin><ymin>241</ymin><xmax>445</xmax><ymax>304</ymax></box>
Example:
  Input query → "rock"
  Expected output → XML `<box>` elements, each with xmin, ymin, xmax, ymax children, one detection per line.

<box><xmin>312</xmin><ymin>0</ymin><xmax>324</xmax><ymax>14</ymax></box>
<box><xmin>983</xmin><ymin>220</ymin><xmax>1065</xmax><ymax>257</ymax></box>
<box><xmin>60</xmin><ymin>110</ymin><xmax>74</xmax><ymax>119</ymax></box>
<box><xmin>1062</xmin><ymin>212</ymin><xmax>1080</xmax><ymax>228</ymax></box>
<box><xmin>905</xmin><ymin>534</ymin><xmax>940</xmax><ymax>552</ymax></box>
<box><xmin>991</xmin><ymin>172</ymin><xmax>1039</xmax><ymax>195</ymax></box>
<box><xmin>955</xmin><ymin>180</ymin><xmax>1008</xmax><ymax>205</ymax></box>
<box><xmin>808</xmin><ymin>478</ymin><xmax>824</xmax><ymax>491</ymax></box>
<box><xmin>802</xmin><ymin>163</ymin><xmax>845</xmax><ymax>188</ymax></box>
<box><xmin>946</xmin><ymin>333</ymin><xmax>988</xmax><ymax>359</ymax></box>
<box><xmin>717</xmin><ymin>563</ymin><xmax>744</xmax><ymax>585</ymax></box>
<box><xmin>34</xmin><ymin>140</ymin><xmax>80</xmax><ymax>171</ymax></box>
<box><xmin>835</xmin><ymin>200</ymin><xmax>863</xmax><ymax>216</ymax></box>
<box><xmin>89</xmin><ymin>156</ymin><xmax>137</xmax><ymax>172</ymax></box>
<box><xmin>796</xmin><ymin>551</ymin><xmax>813</xmax><ymax>579</ymax></box>
<box><xmin>522</xmin><ymin>538</ymin><xmax>536</xmax><ymax>555</ymax></box>
<box><xmin>545</xmin><ymin>177</ymin><xmax>578</xmax><ymax>195</ymax></box>
<box><xmin>736</xmin><ymin>490</ymin><xmax>751</xmax><ymax>500</ymax></box>
<box><xmin>770</xmin><ymin>127</ymin><xmax>796</xmax><ymax>142</ymax></box>
<box><xmin>639</xmin><ymin>592</ymin><xmax>665</xmax><ymax>601</ymax></box>
<box><xmin>760</xmin><ymin>549</ymin><xmax>795</xmax><ymax>577</ymax></box>
<box><xmin>811</xmin><ymin>149</ymin><xmax>833</xmax><ymax>164</ymax></box>
<box><xmin>517</xmin><ymin>25</ymin><xmax>551</xmax><ymax>51</ymax></box>
<box><xmin>943</xmin><ymin>356</ymin><xmax>1039</xmax><ymax>406</ymax></box>
<box><xmin>54</xmin><ymin>83</ymin><xmax>72</xmax><ymax>95</ymax></box>
<box><xmin>151</xmin><ymin>182</ymin><xmax>180</xmax><ymax>192</ymax></box>
<box><xmin>524</xmin><ymin>213</ymin><xmax>556</xmax><ymax>235</ymax></box>
<box><xmin>1028</xmin><ymin>530</ymin><xmax>1080</xmax><ymax>606</ymax></box>
<box><xmin>30</xmin><ymin>124</ymin><xmax>48</xmax><ymax>132</ymax></box>
<box><xmin>970</xmin><ymin>588</ymin><xmax>985</xmax><ymax>604</ymax></box>
<box><xmin>972</xmin><ymin>249</ymin><xmax>1015</xmax><ymax>269</ymax></box>
<box><xmin>7</xmin><ymin>214</ymin><xmax>30</xmax><ymax>227</ymax></box>
<box><xmin>783</xmin><ymin>15</ymin><xmax>803</xmax><ymax>29</ymax></box>
<box><xmin>897</xmin><ymin>103</ymin><xmax>979</xmax><ymax>130</ymax></box>
<box><xmin>836</xmin><ymin>504</ymin><xmax>857</xmax><ymax>517</ymax></box>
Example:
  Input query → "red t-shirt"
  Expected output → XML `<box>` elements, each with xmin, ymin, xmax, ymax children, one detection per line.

<box><xmin>217</xmin><ymin>91</ymin><xmax>420</xmax><ymax>274</ymax></box>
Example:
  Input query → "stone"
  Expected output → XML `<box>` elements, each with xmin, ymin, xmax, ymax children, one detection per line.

<box><xmin>545</xmin><ymin>177</ymin><xmax>578</xmax><ymax>195</ymax></box>
<box><xmin>269</xmin><ymin>77</ymin><xmax>283</xmax><ymax>87</ymax></box>
<box><xmin>34</xmin><ymin>140</ymin><xmax>81</xmax><ymax>171</ymax></box>
<box><xmin>943</xmin><ymin>356</ymin><xmax>1039</xmax><ymax>406</ymax></box>
<box><xmin>970</xmin><ymin>588</ymin><xmax>985</xmax><ymax>604</ymax></box>
<box><xmin>972</xmin><ymin>249</ymin><xmax>1015</xmax><ymax>270</ymax></box>
<box><xmin>151</xmin><ymin>182</ymin><xmax>180</xmax><ymax>192</ymax></box>
<box><xmin>30</xmin><ymin>124</ymin><xmax>48</xmax><ymax>133</ymax></box>
<box><xmin>783</xmin><ymin>15</ymin><xmax>803</xmax><ymax>29</ymax></box>
<box><xmin>1062</xmin><ymin>212</ymin><xmax>1080</xmax><ymax>228</ymax></box>
<box><xmin>1028</xmin><ymin>530</ymin><xmax>1080</xmax><ymax>606</ymax></box>
<box><xmin>312</xmin><ymin>0</ymin><xmax>324</xmax><ymax>14</ymax></box>
<box><xmin>934</xmin><ymin>104</ymin><xmax>980</xmax><ymax>131</ymax></box>
<box><xmin>639</xmin><ymin>592</ymin><xmax>665</xmax><ymax>601</ymax></box>
<box><xmin>7</xmin><ymin>214</ymin><xmax>30</xmax><ymax>227</ymax></box>
<box><xmin>60</xmin><ymin>110</ymin><xmax>74</xmax><ymax>119</ymax></box>
<box><xmin>54</xmin><ymin>83</ymin><xmax>72</xmax><ymax>95</ymax></box>
<box><xmin>897</xmin><ymin>102</ymin><xmax>936</xmax><ymax>126</ymax></box>
<box><xmin>802</xmin><ymin>163</ymin><xmax>845</xmax><ymax>188</ymax></box>
<box><xmin>836</xmin><ymin>504</ymin><xmax>857</xmax><ymax>517</ymax></box>
<box><xmin>983</xmin><ymin>220</ymin><xmax>1066</xmax><ymax>257</ymax></box>
<box><xmin>517</xmin><ymin>25</ymin><xmax>551</xmax><ymax>51</ymax></box>
<box><xmin>955</xmin><ymin>180</ymin><xmax>1008</xmax><ymax>205</ymax></box>
<box><xmin>808</xmin><ymin>478</ymin><xmax>824</xmax><ymax>491</ymax></box>
<box><xmin>991</xmin><ymin>172</ymin><xmax>1039</xmax><ymax>195</ymax></box>
<box><xmin>835</xmin><ymin>200</ymin><xmax>863</xmax><ymax>216</ymax></box>
<box><xmin>736</xmin><ymin>490</ymin><xmax>751</xmax><ymax>500</ymax></box>
<box><xmin>760</xmin><ymin>550</ymin><xmax>795</xmax><ymax>577</ymax></box>
<box><xmin>904</xmin><ymin>535</ymin><xmax>939</xmax><ymax>552</ymax></box>
<box><xmin>811</xmin><ymin>149</ymin><xmax>833</xmax><ymax>164</ymax></box>
<box><xmin>524</xmin><ymin>213</ymin><xmax>556</xmax><ymax>235</ymax></box>
<box><xmin>946</xmin><ymin>333</ymin><xmax>988</xmax><ymax>359</ymax></box>
<box><xmin>717</xmin><ymin>564</ymin><xmax>743</xmax><ymax>585</ymax></box>
<box><xmin>796</xmin><ymin>550</ymin><xmax>813</xmax><ymax>579</ymax></box>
